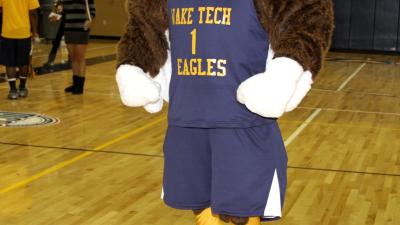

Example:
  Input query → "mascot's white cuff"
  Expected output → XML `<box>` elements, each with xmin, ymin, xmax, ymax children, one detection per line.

<box><xmin>237</xmin><ymin>57</ymin><xmax>306</xmax><ymax>118</ymax></box>
<box><xmin>116</xmin><ymin>65</ymin><xmax>161</xmax><ymax>108</ymax></box>
<box><xmin>285</xmin><ymin>71</ymin><xmax>313</xmax><ymax>112</ymax></box>
<box><xmin>154</xmin><ymin>50</ymin><xmax>172</xmax><ymax>103</ymax></box>
<box><xmin>143</xmin><ymin>48</ymin><xmax>172</xmax><ymax>113</ymax></box>
<box><xmin>124</xmin><ymin>30</ymin><xmax>172</xmax><ymax>114</ymax></box>
<box><xmin>116</xmin><ymin>52</ymin><xmax>171</xmax><ymax>114</ymax></box>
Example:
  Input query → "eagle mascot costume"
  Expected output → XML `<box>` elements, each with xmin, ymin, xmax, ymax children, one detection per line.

<box><xmin>116</xmin><ymin>0</ymin><xmax>334</xmax><ymax>224</ymax></box>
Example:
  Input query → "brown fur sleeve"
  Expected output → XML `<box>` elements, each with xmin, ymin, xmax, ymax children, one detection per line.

<box><xmin>117</xmin><ymin>0</ymin><xmax>169</xmax><ymax>77</ymax></box>
<box><xmin>254</xmin><ymin>0</ymin><xmax>334</xmax><ymax>76</ymax></box>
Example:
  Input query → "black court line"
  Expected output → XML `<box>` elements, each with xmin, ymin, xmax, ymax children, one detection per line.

<box><xmin>0</xmin><ymin>141</ymin><xmax>163</xmax><ymax>158</ymax></box>
<box><xmin>1</xmin><ymin>141</ymin><xmax>400</xmax><ymax>178</ymax></box>
<box><xmin>34</xmin><ymin>54</ymin><xmax>116</xmax><ymax>75</ymax></box>
<box><xmin>287</xmin><ymin>166</ymin><xmax>400</xmax><ymax>177</ymax></box>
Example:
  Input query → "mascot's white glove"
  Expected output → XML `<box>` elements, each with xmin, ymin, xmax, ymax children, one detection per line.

<box><xmin>116</xmin><ymin>65</ymin><xmax>162</xmax><ymax>109</ymax></box>
<box><xmin>284</xmin><ymin>70</ymin><xmax>313</xmax><ymax>112</ymax></box>
<box><xmin>116</xmin><ymin>30</ymin><xmax>172</xmax><ymax>114</ymax></box>
<box><xmin>237</xmin><ymin>46</ymin><xmax>313</xmax><ymax>118</ymax></box>
<box><xmin>116</xmin><ymin>51</ymin><xmax>171</xmax><ymax>114</ymax></box>
<box><xmin>144</xmin><ymin>50</ymin><xmax>172</xmax><ymax>113</ymax></box>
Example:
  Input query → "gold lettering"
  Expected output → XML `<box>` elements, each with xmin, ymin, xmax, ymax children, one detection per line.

<box><xmin>207</xmin><ymin>59</ymin><xmax>217</xmax><ymax>76</ymax></box>
<box><xmin>197</xmin><ymin>59</ymin><xmax>207</xmax><ymax>76</ymax></box>
<box><xmin>214</xmin><ymin>7</ymin><xmax>222</xmax><ymax>25</ymax></box>
<box><xmin>181</xmin><ymin>8</ymin><xmax>188</xmax><ymax>24</ymax></box>
<box><xmin>177</xmin><ymin>58</ymin><xmax>227</xmax><ymax>77</ymax></box>
<box><xmin>217</xmin><ymin>60</ymin><xmax>227</xmax><ymax>77</ymax></box>
<box><xmin>222</xmin><ymin>8</ymin><xmax>232</xmax><ymax>25</ymax></box>
<box><xmin>175</xmin><ymin>8</ymin><xmax>181</xmax><ymax>25</ymax></box>
<box><xmin>177</xmin><ymin>58</ymin><xmax>183</xmax><ymax>75</ymax></box>
<box><xmin>205</xmin><ymin>7</ymin><xmax>214</xmax><ymax>24</ymax></box>
<box><xmin>190</xmin><ymin>58</ymin><xmax>197</xmax><ymax>75</ymax></box>
<box><xmin>198</xmin><ymin>7</ymin><xmax>206</xmax><ymax>24</ymax></box>
<box><xmin>183</xmin><ymin>59</ymin><xmax>190</xmax><ymax>75</ymax></box>
<box><xmin>171</xmin><ymin>9</ymin><xmax>176</xmax><ymax>25</ymax></box>
<box><xmin>187</xmin><ymin>8</ymin><xmax>194</xmax><ymax>24</ymax></box>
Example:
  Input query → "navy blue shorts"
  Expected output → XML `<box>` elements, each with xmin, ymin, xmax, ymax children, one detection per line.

<box><xmin>163</xmin><ymin>121</ymin><xmax>288</xmax><ymax>220</ymax></box>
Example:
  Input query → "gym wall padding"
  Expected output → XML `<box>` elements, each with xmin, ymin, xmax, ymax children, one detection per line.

<box><xmin>332</xmin><ymin>0</ymin><xmax>400</xmax><ymax>52</ymax></box>
<box><xmin>89</xmin><ymin>0</ymin><xmax>400</xmax><ymax>51</ymax></box>
<box><xmin>398</xmin><ymin>3</ymin><xmax>400</xmax><ymax>51</ymax></box>
<box><xmin>373</xmin><ymin>0</ymin><xmax>399</xmax><ymax>51</ymax></box>
<box><xmin>331</xmin><ymin>0</ymin><xmax>351</xmax><ymax>49</ymax></box>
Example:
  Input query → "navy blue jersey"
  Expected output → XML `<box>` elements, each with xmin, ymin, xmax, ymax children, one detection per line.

<box><xmin>168</xmin><ymin>0</ymin><xmax>270</xmax><ymax>128</ymax></box>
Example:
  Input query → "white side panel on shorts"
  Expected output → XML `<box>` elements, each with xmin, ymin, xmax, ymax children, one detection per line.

<box><xmin>161</xmin><ymin>187</ymin><xmax>164</xmax><ymax>199</ymax></box>
<box><xmin>263</xmin><ymin>169</ymin><xmax>282</xmax><ymax>218</ymax></box>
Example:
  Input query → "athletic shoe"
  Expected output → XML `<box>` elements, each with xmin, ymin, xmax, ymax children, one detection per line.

<box><xmin>19</xmin><ymin>88</ymin><xmax>29</xmax><ymax>98</ymax></box>
<box><xmin>8</xmin><ymin>89</ymin><xmax>19</xmax><ymax>100</ymax></box>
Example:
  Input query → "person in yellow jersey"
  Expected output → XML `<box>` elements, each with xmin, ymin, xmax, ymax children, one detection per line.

<box><xmin>0</xmin><ymin>0</ymin><xmax>39</xmax><ymax>100</ymax></box>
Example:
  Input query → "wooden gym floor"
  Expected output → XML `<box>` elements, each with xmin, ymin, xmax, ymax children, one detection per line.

<box><xmin>0</xmin><ymin>40</ymin><xmax>399</xmax><ymax>225</ymax></box>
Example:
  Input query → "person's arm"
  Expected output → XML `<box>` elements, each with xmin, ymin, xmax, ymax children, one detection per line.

<box><xmin>117</xmin><ymin>0</ymin><xmax>169</xmax><ymax>76</ymax></box>
<box><xmin>83</xmin><ymin>0</ymin><xmax>95</xmax><ymax>30</ymax></box>
<box><xmin>89</xmin><ymin>0</ymin><xmax>95</xmax><ymax>20</ymax></box>
<box><xmin>254</xmin><ymin>0</ymin><xmax>334</xmax><ymax>77</ymax></box>
<box><xmin>49</xmin><ymin>0</ymin><xmax>63</xmax><ymax>22</ymax></box>
<box><xmin>237</xmin><ymin>0</ymin><xmax>334</xmax><ymax>118</ymax></box>
<box><xmin>28</xmin><ymin>0</ymin><xmax>40</xmax><ymax>39</ymax></box>
<box><xmin>29</xmin><ymin>9</ymin><xmax>39</xmax><ymax>38</ymax></box>
<box><xmin>115</xmin><ymin>0</ymin><xmax>169</xmax><ymax>112</ymax></box>
<box><xmin>0</xmin><ymin>8</ymin><xmax>2</xmax><ymax>35</ymax></box>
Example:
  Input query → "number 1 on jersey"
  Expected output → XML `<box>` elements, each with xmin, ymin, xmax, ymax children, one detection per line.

<box><xmin>191</xmin><ymin>29</ymin><xmax>197</xmax><ymax>55</ymax></box>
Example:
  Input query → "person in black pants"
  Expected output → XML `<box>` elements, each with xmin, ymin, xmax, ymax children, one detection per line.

<box><xmin>45</xmin><ymin>13</ymin><xmax>66</xmax><ymax>67</ymax></box>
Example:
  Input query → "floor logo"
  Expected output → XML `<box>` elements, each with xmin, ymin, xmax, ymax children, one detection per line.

<box><xmin>0</xmin><ymin>111</ymin><xmax>59</xmax><ymax>127</ymax></box>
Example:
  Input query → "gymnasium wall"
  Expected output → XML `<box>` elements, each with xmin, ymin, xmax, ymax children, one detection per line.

<box><xmin>332</xmin><ymin>0</ymin><xmax>400</xmax><ymax>52</ymax></box>
<box><xmin>90</xmin><ymin>0</ymin><xmax>127</xmax><ymax>37</ymax></box>
<box><xmin>37</xmin><ymin>0</ymin><xmax>400</xmax><ymax>53</ymax></box>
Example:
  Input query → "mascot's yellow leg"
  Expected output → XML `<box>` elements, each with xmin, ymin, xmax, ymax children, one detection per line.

<box><xmin>195</xmin><ymin>208</ymin><xmax>261</xmax><ymax>225</ymax></box>
<box><xmin>196</xmin><ymin>208</ymin><xmax>224</xmax><ymax>225</ymax></box>
<box><xmin>246</xmin><ymin>217</ymin><xmax>261</xmax><ymax>225</ymax></box>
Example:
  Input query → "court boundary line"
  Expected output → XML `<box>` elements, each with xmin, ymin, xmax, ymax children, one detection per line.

<box><xmin>336</xmin><ymin>63</ymin><xmax>366</xmax><ymax>91</ymax></box>
<box><xmin>14</xmin><ymin>87</ymin><xmax>120</xmax><ymax>97</ymax></box>
<box><xmin>298</xmin><ymin>106</ymin><xmax>400</xmax><ymax>117</ymax></box>
<box><xmin>31</xmin><ymin>44</ymin><xmax>116</xmax><ymax>60</ymax></box>
<box><xmin>0</xmin><ymin>136</ymin><xmax>400</xmax><ymax>180</ymax></box>
<box><xmin>284</xmin><ymin>109</ymin><xmax>322</xmax><ymax>146</ymax></box>
<box><xmin>288</xmin><ymin>166</ymin><xmax>400</xmax><ymax>177</ymax></box>
<box><xmin>0</xmin><ymin>141</ymin><xmax>163</xmax><ymax>158</ymax></box>
<box><xmin>1</xmin><ymin>141</ymin><xmax>399</xmax><ymax>178</ymax></box>
<box><xmin>3</xmin><ymin>86</ymin><xmax>397</xmax><ymax>99</ymax></box>
<box><xmin>0</xmin><ymin>56</ymin><xmax>397</xmax><ymax>194</ymax></box>
<box><xmin>280</xmin><ymin>119</ymin><xmax>400</xmax><ymax>132</ymax></box>
<box><xmin>312</xmin><ymin>88</ymin><xmax>399</xmax><ymax>98</ymax></box>
<box><xmin>0</xmin><ymin>116</ymin><xmax>166</xmax><ymax>195</ymax></box>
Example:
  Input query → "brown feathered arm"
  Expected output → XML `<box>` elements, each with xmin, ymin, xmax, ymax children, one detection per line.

<box><xmin>254</xmin><ymin>0</ymin><xmax>334</xmax><ymax>76</ymax></box>
<box><xmin>117</xmin><ymin>0</ymin><xmax>169</xmax><ymax>77</ymax></box>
